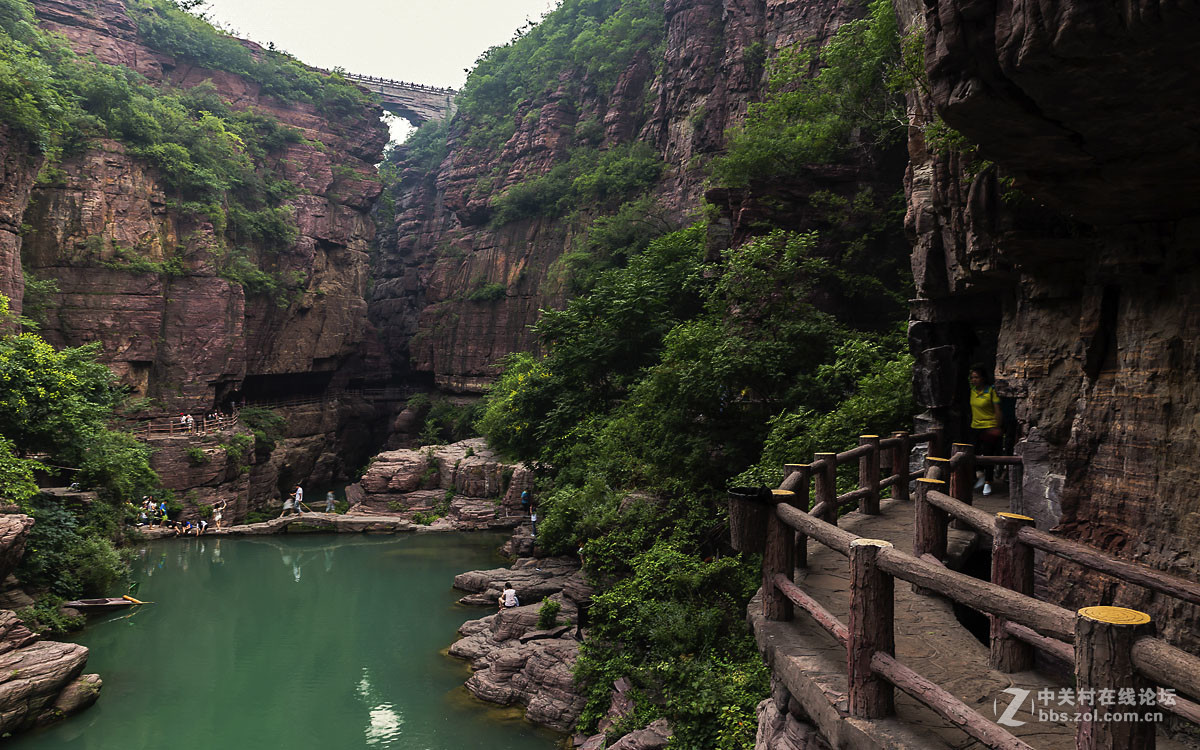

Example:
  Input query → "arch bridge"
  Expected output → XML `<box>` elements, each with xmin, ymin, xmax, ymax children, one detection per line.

<box><xmin>343</xmin><ymin>73</ymin><xmax>456</xmax><ymax>126</ymax></box>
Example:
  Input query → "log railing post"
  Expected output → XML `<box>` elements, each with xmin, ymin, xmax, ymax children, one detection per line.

<box><xmin>858</xmin><ymin>435</ymin><xmax>881</xmax><ymax>515</ymax></box>
<box><xmin>925</xmin><ymin>456</ymin><xmax>951</xmax><ymax>482</ymax></box>
<box><xmin>928</xmin><ymin>427</ymin><xmax>945</xmax><ymax>459</ymax></box>
<box><xmin>950</xmin><ymin>443</ymin><xmax>975</xmax><ymax>506</ymax></box>
<box><xmin>891</xmin><ymin>430</ymin><xmax>910</xmax><ymax>502</ymax></box>
<box><xmin>784</xmin><ymin>465</ymin><xmax>811</xmax><ymax>570</ymax></box>
<box><xmin>1009</xmin><ymin>457</ymin><xmax>1024</xmax><ymax>514</ymax></box>
<box><xmin>813</xmin><ymin>452</ymin><xmax>838</xmax><ymax>524</ymax></box>
<box><xmin>913</xmin><ymin>478</ymin><xmax>948</xmax><ymax>595</ymax></box>
<box><xmin>728</xmin><ymin>487</ymin><xmax>770</xmax><ymax>554</ymax></box>
<box><xmin>1075</xmin><ymin>606</ymin><xmax>1156</xmax><ymax>750</ymax></box>
<box><xmin>990</xmin><ymin>512</ymin><xmax>1036</xmax><ymax>672</ymax></box>
<box><xmin>763</xmin><ymin>490</ymin><xmax>796</xmax><ymax>621</ymax></box>
<box><xmin>950</xmin><ymin>443</ymin><xmax>975</xmax><ymax>529</ymax></box>
<box><xmin>849</xmin><ymin>539</ymin><xmax>895</xmax><ymax>719</ymax></box>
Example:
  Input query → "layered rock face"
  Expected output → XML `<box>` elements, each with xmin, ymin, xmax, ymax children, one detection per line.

<box><xmin>449</xmin><ymin>556</ymin><xmax>592</xmax><ymax>731</ymax></box>
<box><xmin>11</xmin><ymin>0</ymin><xmax>388</xmax><ymax>413</ymax></box>
<box><xmin>370</xmin><ymin>0</ymin><xmax>875</xmax><ymax>391</ymax></box>
<box><xmin>898</xmin><ymin>0</ymin><xmax>1200</xmax><ymax>648</ymax></box>
<box><xmin>349</xmin><ymin>437</ymin><xmax>532</xmax><ymax>527</ymax></box>
<box><xmin>0</xmin><ymin>516</ymin><xmax>100</xmax><ymax>734</ymax></box>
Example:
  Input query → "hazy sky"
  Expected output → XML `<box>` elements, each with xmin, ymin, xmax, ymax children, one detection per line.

<box><xmin>199</xmin><ymin>0</ymin><xmax>559</xmax><ymax>140</ymax></box>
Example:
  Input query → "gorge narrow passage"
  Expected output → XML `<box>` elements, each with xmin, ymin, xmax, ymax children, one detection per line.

<box><xmin>12</xmin><ymin>533</ymin><xmax>559</xmax><ymax>750</ymax></box>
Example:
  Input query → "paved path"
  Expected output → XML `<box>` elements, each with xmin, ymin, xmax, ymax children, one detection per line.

<box><xmin>751</xmin><ymin>491</ymin><xmax>1195</xmax><ymax>749</ymax></box>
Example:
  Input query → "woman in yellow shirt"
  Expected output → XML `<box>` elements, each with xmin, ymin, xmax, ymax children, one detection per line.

<box><xmin>969</xmin><ymin>365</ymin><xmax>1003</xmax><ymax>495</ymax></box>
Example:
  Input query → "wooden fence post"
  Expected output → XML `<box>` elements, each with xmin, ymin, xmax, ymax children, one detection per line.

<box><xmin>924</xmin><ymin>456</ymin><xmax>951</xmax><ymax>482</ymax></box>
<box><xmin>913</xmin><ymin>478</ymin><xmax>947</xmax><ymax>595</ymax></box>
<box><xmin>728</xmin><ymin>487</ymin><xmax>770</xmax><ymax>553</ymax></box>
<box><xmin>859</xmin><ymin>435</ymin><xmax>881</xmax><ymax>515</ymax></box>
<box><xmin>891</xmin><ymin>430</ymin><xmax>910</xmax><ymax>502</ymax></box>
<box><xmin>784</xmin><ymin>465</ymin><xmax>811</xmax><ymax>570</ymax></box>
<box><xmin>813</xmin><ymin>453</ymin><xmax>838</xmax><ymax>524</ymax></box>
<box><xmin>763</xmin><ymin>490</ymin><xmax>795</xmax><ymax>621</ymax></box>
<box><xmin>951</xmin><ymin>443</ymin><xmax>975</xmax><ymax>529</ymax></box>
<box><xmin>990</xmin><ymin>512</ymin><xmax>1035</xmax><ymax>672</ymax></box>
<box><xmin>849</xmin><ymin>539</ymin><xmax>894</xmax><ymax>719</ymax></box>
<box><xmin>1075</xmin><ymin>606</ymin><xmax>1156</xmax><ymax>750</ymax></box>
<box><xmin>928</xmin><ymin>427</ymin><xmax>946</xmax><ymax>459</ymax></box>
<box><xmin>1009</xmin><ymin>458</ymin><xmax>1024</xmax><ymax>514</ymax></box>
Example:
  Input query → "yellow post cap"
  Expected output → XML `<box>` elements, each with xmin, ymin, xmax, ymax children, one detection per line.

<box><xmin>997</xmin><ymin>512</ymin><xmax>1035</xmax><ymax>522</ymax></box>
<box><xmin>1078</xmin><ymin>606</ymin><xmax>1151</xmax><ymax>626</ymax></box>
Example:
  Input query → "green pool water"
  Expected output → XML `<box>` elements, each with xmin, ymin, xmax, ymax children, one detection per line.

<box><xmin>13</xmin><ymin>533</ymin><xmax>560</xmax><ymax>749</ymax></box>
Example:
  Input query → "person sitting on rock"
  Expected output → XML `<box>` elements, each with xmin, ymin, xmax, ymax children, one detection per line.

<box><xmin>499</xmin><ymin>582</ymin><xmax>519</xmax><ymax>610</ymax></box>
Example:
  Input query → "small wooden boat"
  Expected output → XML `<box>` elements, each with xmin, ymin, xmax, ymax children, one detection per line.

<box><xmin>64</xmin><ymin>595</ymin><xmax>147</xmax><ymax>612</ymax></box>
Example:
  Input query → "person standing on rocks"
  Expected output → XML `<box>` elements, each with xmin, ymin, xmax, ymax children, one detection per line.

<box><xmin>213</xmin><ymin>500</ymin><xmax>226</xmax><ymax>530</ymax></box>
<box><xmin>325</xmin><ymin>490</ymin><xmax>335</xmax><ymax>513</ymax></box>
<box><xmin>293</xmin><ymin>485</ymin><xmax>305</xmax><ymax>513</ymax></box>
<box><xmin>499</xmin><ymin>583</ymin><xmax>519</xmax><ymax>610</ymax></box>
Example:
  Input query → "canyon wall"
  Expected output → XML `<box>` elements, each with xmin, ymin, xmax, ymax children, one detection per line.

<box><xmin>897</xmin><ymin>0</ymin><xmax>1200</xmax><ymax>649</ymax></box>
<box><xmin>11</xmin><ymin>0</ymin><xmax>388</xmax><ymax>414</ymax></box>
<box><xmin>369</xmin><ymin>0</ymin><xmax>877</xmax><ymax>392</ymax></box>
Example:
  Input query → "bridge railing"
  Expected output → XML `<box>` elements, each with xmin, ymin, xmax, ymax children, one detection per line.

<box><xmin>735</xmin><ymin>429</ymin><xmax>1200</xmax><ymax>749</ymax></box>
<box><xmin>342</xmin><ymin>73</ymin><xmax>456</xmax><ymax>95</ymax></box>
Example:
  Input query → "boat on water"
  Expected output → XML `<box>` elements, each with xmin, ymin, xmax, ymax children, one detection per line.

<box><xmin>64</xmin><ymin>595</ymin><xmax>147</xmax><ymax>612</ymax></box>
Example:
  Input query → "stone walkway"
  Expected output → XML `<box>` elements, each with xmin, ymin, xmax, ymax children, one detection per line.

<box><xmin>750</xmin><ymin>491</ymin><xmax>1194</xmax><ymax>749</ymax></box>
<box><xmin>137</xmin><ymin>511</ymin><xmax>454</xmax><ymax>538</ymax></box>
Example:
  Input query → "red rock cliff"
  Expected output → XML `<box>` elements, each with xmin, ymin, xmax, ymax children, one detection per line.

<box><xmin>896</xmin><ymin>0</ymin><xmax>1200</xmax><ymax>649</ymax></box>
<box><xmin>8</xmin><ymin>0</ymin><xmax>388</xmax><ymax>412</ymax></box>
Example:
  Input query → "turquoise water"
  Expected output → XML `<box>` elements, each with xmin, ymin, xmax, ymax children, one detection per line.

<box><xmin>14</xmin><ymin>533</ymin><xmax>560</xmax><ymax>749</ymax></box>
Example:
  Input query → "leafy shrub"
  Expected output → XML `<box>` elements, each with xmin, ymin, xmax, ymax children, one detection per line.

<box><xmin>537</xmin><ymin>598</ymin><xmax>562</xmax><ymax>629</ymax></box>
<box><xmin>186</xmin><ymin>446</ymin><xmax>209</xmax><ymax>465</ymax></box>
<box><xmin>466</xmin><ymin>282</ymin><xmax>507</xmax><ymax>302</ymax></box>
<box><xmin>489</xmin><ymin>143</ymin><xmax>663</xmax><ymax>226</ymax></box>
<box><xmin>239</xmin><ymin>407</ymin><xmax>286</xmax><ymax>450</ymax></box>
<box><xmin>16</xmin><ymin>597</ymin><xmax>85</xmax><ymax>636</ymax></box>
<box><xmin>712</xmin><ymin>0</ymin><xmax>906</xmax><ymax>187</ymax></box>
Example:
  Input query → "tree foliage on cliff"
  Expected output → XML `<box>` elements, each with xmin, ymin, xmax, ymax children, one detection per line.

<box><xmin>471</xmin><ymin>3</ymin><xmax>918</xmax><ymax>744</ymax></box>
<box><xmin>0</xmin><ymin>297</ymin><xmax>157</xmax><ymax>601</ymax></box>
<box><xmin>127</xmin><ymin>0</ymin><xmax>370</xmax><ymax>115</ymax></box>
<box><xmin>0</xmin><ymin>0</ymin><xmax>355</xmax><ymax>302</ymax></box>
<box><xmin>478</xmin><ymin>218</ymin><xmax>912</xmax><ymax>746</ymax></box>
<box><xmin>454</xmin><ymin>0</ymin><xmax>665</xmax><ymax>153</ymax></box>
<box><xmin>712</xmin><ymin>0</ymin><xmax>911</xmax><ymax>186</ymax></box>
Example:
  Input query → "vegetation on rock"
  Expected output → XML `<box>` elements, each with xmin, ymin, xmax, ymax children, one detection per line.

<box><xmin>471</xmin><ymin>1</ymin><xmax>915</xmax><ymax>745</ymax></box>
<box><xmin>0</xmin><ymin>0</ymin><xmax>360</xmax><ymax>304</ymax></box>
<box><xmin>0</xmin><ymin>297</ymin><xmax>156</xmax><ymax>605</ymax></box>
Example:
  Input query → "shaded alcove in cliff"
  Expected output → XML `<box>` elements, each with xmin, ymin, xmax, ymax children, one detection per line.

<box><xmin>239</xmin><ymin>371</ymin><xmax>336</xmax><ymax>403</ymax></box>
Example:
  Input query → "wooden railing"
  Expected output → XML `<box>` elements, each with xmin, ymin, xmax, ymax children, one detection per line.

<box><xmin>733</xmin><ymin>429</ymin><xmax>1200</xmax><ymax>749</ymax></box>
<box><xmin>128</xmin><ymin>387</ymin><xmax>416</xmax><ymax>439</ymax></box>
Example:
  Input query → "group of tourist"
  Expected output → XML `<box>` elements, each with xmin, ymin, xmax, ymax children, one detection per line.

<box><xmin>279</xmin><ymin>486</ymin><xmax>338</xmax><ymax>516</ymax></box>
<box><xmin>133</xmin><ymin>496</ymin><xmax>227</xmax><ymax>536</ymax></box>
<box><xmin>177</xmin><ymin>411</ymin><xmax>233</xmax><ymax>435</ymax></box>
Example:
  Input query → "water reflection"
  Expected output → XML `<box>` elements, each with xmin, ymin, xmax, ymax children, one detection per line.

<box><xmin>358</xmin><ymin>668</ymin><xmax>406</xmax><ymax>746</ymax></box>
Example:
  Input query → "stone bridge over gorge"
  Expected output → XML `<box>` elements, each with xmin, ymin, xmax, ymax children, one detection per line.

<box><xmin>343</xmin><ymin>73</ymin><xmax>456</xmax><ymax>126</ymax></box>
